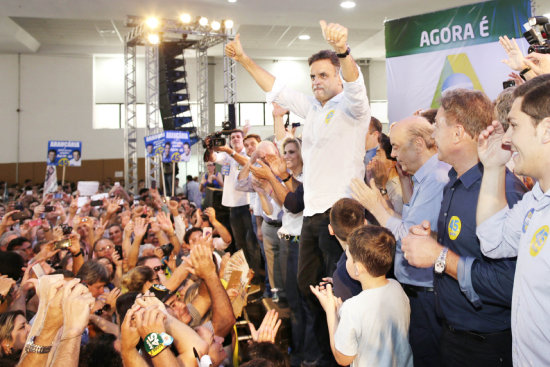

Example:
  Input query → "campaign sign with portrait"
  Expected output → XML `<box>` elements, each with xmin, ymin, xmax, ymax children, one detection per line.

<box><xmin>47</xmin><ymin>141</ymin><xmax>82</xmax><ymax>167</ymax></box>
<box><xmin>144</xmin><ymin>133</ymin><xmax>165</xmax><ymax>158</ymax></box>
<box><xmin>162</xmin><ymin>131</ymin><xmax>191</xmax><ymax>163</ymax></box>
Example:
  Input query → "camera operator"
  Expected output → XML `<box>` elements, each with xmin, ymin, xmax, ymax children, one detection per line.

<box><xmin>205</xmin><ymin>130</ymin><xmax>262</xmax><ymax>276</ymax></box>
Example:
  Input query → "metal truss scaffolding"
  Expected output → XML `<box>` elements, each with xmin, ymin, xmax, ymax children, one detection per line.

<box><xmin>144</xmin><ymin>44</ymin><xmax>162</xmax><ymax>188</ymax></box>
<box><xmin>124</xmin><ymin>16</ymin><xmax>236</xmax><ymax>194</ymax></box>
<box><xmin>196</xmin><ymin>46</ymin><xmax>209</xmax><ymax>165</ymax></box>
<box><xmin>123</xmin><ymin>41</ymin><xmax>138</xmax><ymax>194</ymax></box>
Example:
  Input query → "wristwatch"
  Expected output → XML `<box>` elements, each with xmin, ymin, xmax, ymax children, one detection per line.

<box><xmin>434</xmin><ymin>247</ymin><xmax>448</xmax><ymax>274</ymax></box>
<box><xmin>24</xmin><ymin>336</ymin><xmax>53</xmax><ymax>354</ymax></box>
<box><xmin>336</xmin><ymin>46</ymin><xmax>350</xmax><ymax>58</ymax></box>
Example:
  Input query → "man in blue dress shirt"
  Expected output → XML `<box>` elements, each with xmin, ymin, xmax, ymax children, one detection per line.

<box><xmin>351</xmin><ymin>115</ymin><xmax>450</xmax><ymax>367</ymax></box>
<box><xmin>402</xmin><ymin>89</ymin><xmax>526</xmax><ymax>367</ymax></box>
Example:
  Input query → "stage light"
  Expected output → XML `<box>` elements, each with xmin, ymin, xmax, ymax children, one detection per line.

<box><xmin>179</xmin><ymin>13</ymin><xmax>192</xmax><ymax>23</ymax></box>
<box><xmin>340</xmin><ymin>1</ymin><xmax>356</xmax><ymax>9</ymax></box>
<box><xmin>228</xmin><ymin>0</ymin><xmax>237</xmax><ymax>3</ymax></box>
<box><xmin>145</xmin><ymin>17</ymin><xmax>160</xmax><ymax>29</ymax></box>
<box><xmin>147</xmin><ymin>33</ymin><xmax>160</xmax><ymax>44</ymax></box>
<box><xmin>298</xmin><ymin>34</ymin><xmax>310</xmax><ymax>40</ymax></box>
<box><xmin>199</xmin><ymin>17</ymin><xmax>209</xmax><ymax>26</ymax></box>
<box><xmin>224</xmin><ymin>19</ymin><xmax>234</xmax><ymax>29</ymax></box>
<box><xmin>211</xmin><ymin>20</ymin><xmax>221</xmax><ymax>31</ymax></box>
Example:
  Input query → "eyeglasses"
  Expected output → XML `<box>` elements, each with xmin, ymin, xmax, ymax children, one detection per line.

<box><xmin>94</xmin><ymin>303</ymin><xmax>111</xmax><ymax>316</ymax></box>
<box><xmin>153</xmin><ymin>265</ymin><xmax>166</xmax><ymax>273</ymax></box>
<box><xmin>96</xmin><ymin>245</ymin><xmax>113</xmax><ymax>252</ymax></box>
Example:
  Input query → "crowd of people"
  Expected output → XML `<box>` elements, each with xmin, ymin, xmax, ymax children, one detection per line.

<box><xmin>1</xmin><ymin>19</ymin><xmax>550</xmax><ymax>367</ymax></box>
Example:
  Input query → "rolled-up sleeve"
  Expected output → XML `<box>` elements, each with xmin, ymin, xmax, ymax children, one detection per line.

<box><xmin>341</xmin><ymin>68</ymin><xmax>370</xmax><ymax>120</ymax></box>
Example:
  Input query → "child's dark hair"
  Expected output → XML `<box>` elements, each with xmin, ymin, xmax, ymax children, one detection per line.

<box><xmin>347</xmin><ymin>225</ymin><xmax>395</xmax><ymax>277</ymax></box>
<box><xmin>329</xmin><ymin>198</ymin><xmax>365</xmax><ymax>242</ymax></box>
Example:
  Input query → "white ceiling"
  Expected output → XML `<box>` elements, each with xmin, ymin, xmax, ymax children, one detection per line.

<box><xmin>1</xmin><ymin>0</ymin><xmax>549</xmax><ymax>60</ymax></box>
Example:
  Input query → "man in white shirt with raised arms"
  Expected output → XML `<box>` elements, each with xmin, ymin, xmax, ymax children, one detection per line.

<box><xmin>225</xmin><ymin>20</ymin><xmax>370</xmax><ymax>367</ymax></box>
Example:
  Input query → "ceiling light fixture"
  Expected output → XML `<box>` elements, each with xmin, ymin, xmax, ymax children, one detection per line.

<box><xmin>224</xmin><ymin>19</ymin><xmax>234</xmax><ymax>29</ymax></box>
<box><xmin>199</xmin><ymin>17</ymin><xmax>209</xmax><ymax>26</ymax></box>
<box><xmin>228</xmin><ymin>0</ymin><xmax>237</xmax><ymax>3</ymax></box>
<box><xmin>147</xmin><ymin>33</ymin><xmax>160</xmax><ymax>44</ymax></box>
<box><xmin>179</xmin><ymin>13</ymin><xmax>192</xmax><ymax>23</ymax></box>
<box><xmin>340</xmin><ymin>1</ymin><xmax>356</xmax><ymax>9</ymax></box>
<box><xmin>211</xmin><ymin>20</ymin><xmax>221</xmax><ymax>31</ymax></box>
<box><xmin>145</xmin><ymin>17</ymin><xmax>160</xmax><ymax>29</ymax></box>
<box><xmin>298</xmin><ymin>34</ymin><xmax>310</xmax><ymax>40</ymax></box>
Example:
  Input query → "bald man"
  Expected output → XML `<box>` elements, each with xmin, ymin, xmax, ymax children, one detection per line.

<box><xmin>351</xmin><ymin>116</ymin><xmax>450</xmax><ymax>367</ymax></box>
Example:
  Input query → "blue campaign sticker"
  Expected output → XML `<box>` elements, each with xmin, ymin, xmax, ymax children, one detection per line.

<box><xmin>47</xmin><ymin>141</ymin><xmax>82</xmax><ymax>167</ymax></box>
<box><xmin>529</xmin><ymin>225</ymin><xmax>549</xmax><ymax>257</ymax></box>
<box><xmin>522</xmin><ymin>208</ymin><xmax>535</xmax><ymax>233</ymax></box>
<box><xmin>163</xmin><ymin>131</ymin><xmax>191</xmax><ymax>163</ymax></box>
<box><xmin>325</xmin><ymin>110</ymin><xmax>335</xmax><ymax>124</ymax></box>
<box><xmin>144</xmin><ymin>133</ymin><xmax>165</xmax><ymax>158</ymax></box>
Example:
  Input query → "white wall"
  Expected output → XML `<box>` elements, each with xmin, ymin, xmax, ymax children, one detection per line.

<box><xmin>0</xmin><ymin>52</ymin><xmax>384</xmax><ymax>166</ymax></box>
<box><xmin>0</xmin><ymin>55</ymin><xmax>19</xmax><ymax>163</ymax></box>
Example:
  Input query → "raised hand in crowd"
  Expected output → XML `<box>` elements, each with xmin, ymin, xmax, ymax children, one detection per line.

<box><xmin>249</xmin><ymin>309</ymin><xmax>282</xmax><ymax>344</ymax></box>
<box><xmin>524</xmin><ymin>52</ymin><xmax>550</xmax><ymax>77</ymax></box>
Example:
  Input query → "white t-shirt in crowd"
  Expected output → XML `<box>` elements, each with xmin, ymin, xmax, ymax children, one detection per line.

<box><xmin>334</xmin><ymin>279</ymin><xmax>413</xmax><ymax>367</ymax></box>
<box><xmin>214</xmin><ymin>150</ymin><xmax>250</xmax><ymax>208</ymax></box>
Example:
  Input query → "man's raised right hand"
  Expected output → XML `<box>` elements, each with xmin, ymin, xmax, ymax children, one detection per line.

<box><xmin>224</xmin><ymin>34</ymin><xmax>245</xmax><ymax>62</ymax></box>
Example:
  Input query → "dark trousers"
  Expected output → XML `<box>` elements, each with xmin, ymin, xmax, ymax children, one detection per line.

<box><xmin>406</xmin><ymin>289</ymin><xmax>442</xmax><ymax>367</ymax></box>
<box><xmin>284</xmin><ymin>237</ymin><xmax>306</xmax><ymax>366</ymax></box>
<box><xmin>440</xmin><ymin>324</ymin><xmax>512</xmax><ymax>367</ymax></box>
<box><xmin>229</xmin><ymin>205</ymin><xmax>261</xmax><ymax>275</ymax></box>
<box><xmin>298</xmin><ymin>211</ymin><xmax>343</xmax><ymax>366</ymax></box>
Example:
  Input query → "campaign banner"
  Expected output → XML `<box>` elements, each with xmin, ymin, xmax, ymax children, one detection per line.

<box><xmin>163</xmin><ymin>131</ymin><xmax>191</xmax><ymax>163</ymax></box>
<box><xmin>385</xmin><ymin>0</ymin><xmax>531</xmax><ymax>123</ymax></box>
<box><xmin>47</xmin><ymin>141</ymin><xmax>82</xmax><ymax>167</ymax></box>
<box><xmin>144</xmin><ymin>133</ymin><xmax>165</xmax><ymax>158</ymax></box>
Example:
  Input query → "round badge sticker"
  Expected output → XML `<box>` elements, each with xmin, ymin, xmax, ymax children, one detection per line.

<box><xmin>529</xmin><ymin>225</ymin><xmax>549</xmax><ymax>257</ymax></box>
<box><xmin>58</xmin><ymin>158</ymin><xmax>69</xmax><ymax>166</ymax></box>
<box><xmin>448</xmin><ymin>216</ymin><xmax>461</xmax><ymax>240</ymax></box>
<box><xmin>522</xmin><ymin>208</ymin><xmax>534</xmax><ymax>233</ymax></box>
<box><xmin>325</xmin><ymin>110</ymin><xmax>335</xmax><ymax>124</ymax></box>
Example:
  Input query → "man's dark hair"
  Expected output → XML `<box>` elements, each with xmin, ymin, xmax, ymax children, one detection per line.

<box><xmin>243</xmin><ymin>342</ymin><xmax>288</xmax><ymax>367</ymax></box>
<box><xmin>230</xmin><ymin>129</ymin><xmax>245</xmax><ymax>137</ymax></box>
<box><xmin>244</xmin><ymin>134</ymin><xmax>261</xmax><ymax>143</ymax></box>
<box><xmin>6</xmin><ymin>237</ymin><xmax>30</xmax><ymax>252</ymax></box>
<box><xmin>72</xmin><ymin>149</ymin><xmax>80</xmax><ymax>155</ymax></box>
<box><xmin>76</xmin><ymin>260</ymin><xmax>109</xmax><ymax>285</ymax></box>
<box><xmin>0</xmin><ymin>251</ymin><xmax>24</xmax><ymax>280</ymax></box>
<box><xmin>440</xmin><ymin>88</ymin><xmax>493</xmax><ymax>138</ymax></box>
<box><xmin>348</xmin><ymin>225</ymin><xmax>395</xmax><ymax>277</ymax></box>
<box><xmin>494</xmin><ymin>87</ymin><xmax>516</xmax><ymax>131</ymax></box>
<box><xmin>369</xmin><ymin>116</ymin><xmax>383</xmax><ymax>134</ymax></box>
<box><xmin>48</xmin><ymin>149</ymin><xmax>56</xmax><ymax>155</ymax></box>
<box><xmin>184</xmin><ymin>227</ymin><xmax>204</xmax><ymax>244</ymax></box>
<box><xmin>308</xmin><ymin>49</ymin><xmax>340</xmax><ymax>68</ymax></box>
<box><xmin>513</xmin><ymin>74</ymin><xmax>550</xmax><ymax>127</ymax></box>
<box><xmin>79</xmin><ymin>333</ymin><xmax>122</xmax><ymax>367</ymax></box>
<box><xmin>329</xmin><ymin>198</ymin><xmax>365</xmax><ymax>242</ymax></box>
<box><xmin>378</xmin><ymin>133</ymin><xmax>396</xmax><ymax>161</ymax></box>
<box><xmin>420</xmin><ymin>108</ymin><xmax>438</xmax><ymax>124</ymax></box>
<box><xmin>116</xmin><ymin>292</ymin><xmax>139</xmax><ymax>324</ymax></box>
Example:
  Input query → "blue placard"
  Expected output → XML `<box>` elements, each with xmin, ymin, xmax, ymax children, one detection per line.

<box><xmin>163</xmin><ymin>131</ymin><xmax>191</xmax><ymax>163</ymax></box>
<box><xmin>144</xmin><ymin>133</ymin><xmax>166</xmax><ymax>158</ymax></box>
<box><xmin>47</xmin><ymin>141</ymin><xmax>82</xmax><ymax>167</ymax></box>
